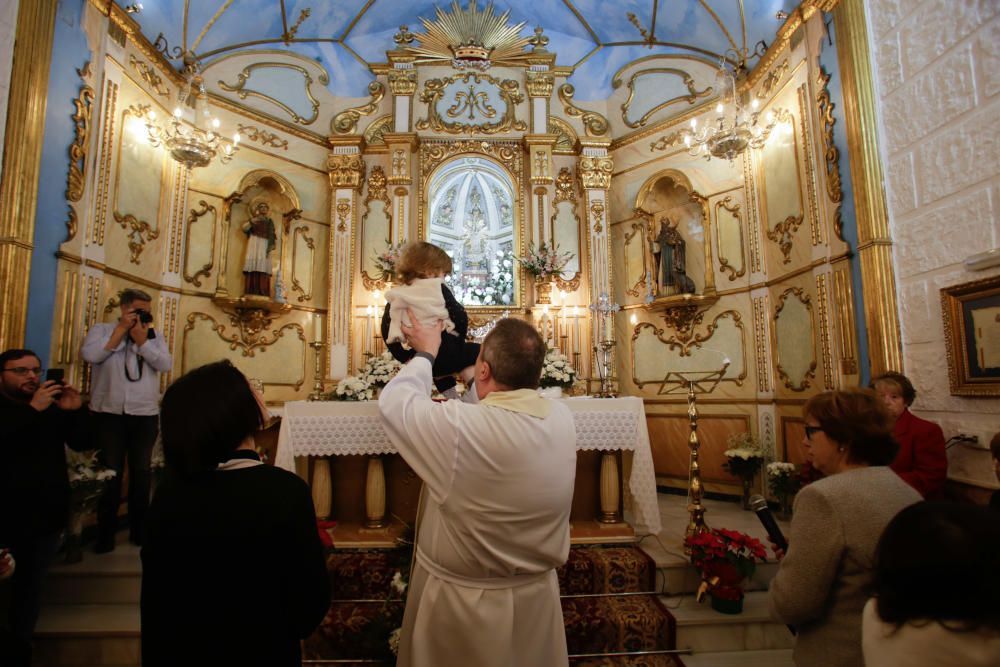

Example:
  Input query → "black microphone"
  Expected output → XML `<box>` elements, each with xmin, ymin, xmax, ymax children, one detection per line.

<box><xmin>750</xmin><ymin>494</ymin><xmax>788</xmax><ymax>553</ymax></box>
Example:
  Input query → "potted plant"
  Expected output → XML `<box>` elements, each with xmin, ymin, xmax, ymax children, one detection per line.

<box><xmin>766</xmin><ymin>461</ymin><xmax>801</xmax><ymax>519</ymax></box>
<box><xmin>516</xmin><ymin>242</ymin><xmax>573</xmax><ymax>304</ymax></box>
<box><xmin>723</xmin><ymin>432</ymin><xmax>765</xmax><ymax>509</ymax></box>
<box><xmin>538</xmin><ymin>348</ymin><xmax>577</xmax><ymax>398</ymax></box>
<box><xmin>360</xmin><ymin>352</ymin><xmax>402</xmax><ymax>396</ymax></box>
<box><xmin>685</xmin><ymin>528</ymin><xmax>768</xmax><ymax>614</ymax></box>
<box><xmin>65</xmin><ymin>448</ymin><xmax>117</xmax><ymax>563</ymax></box>
<box><xmin>373</xmin><ymin>241</ymin><xmax>404</xmax><ymax>284</ymax></box>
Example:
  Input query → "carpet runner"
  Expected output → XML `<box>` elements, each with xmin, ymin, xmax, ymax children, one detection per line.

<box><xmin>303</xmin><ymin>544</ymin><xmax>681</xmax><ymax>665</ymax></box>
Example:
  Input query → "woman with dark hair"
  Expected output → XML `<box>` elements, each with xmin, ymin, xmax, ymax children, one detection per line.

<box><xmin>863</xmin><ymin>502</ymin><xmax>1000</xmax><ymax>664</ymax></box>
<box><xmin>141</xmin><ymin>361</ymin><xmax>330</xmax><ymax>667</ymax></box>
<box><xmin>768</xmin><ymin>389</ymin><xmax>922</xmax><ymax>667</ymax></box>
<box><xmin>871</xmin><ymin>371</ymin><xmax>947</xmax><ymax>498</ymax></box>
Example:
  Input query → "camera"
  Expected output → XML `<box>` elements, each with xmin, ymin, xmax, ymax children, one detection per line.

<box><xmin>134</xmin><ymin>308</ymin><xmax>153</xmax><ymax>324</ymax></box>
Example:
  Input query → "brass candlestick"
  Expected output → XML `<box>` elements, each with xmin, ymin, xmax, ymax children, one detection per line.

<box><xmin>658</xmin><ymin>366</ymin><xmax>728</xmax><ymax>553</ymax></box>
<box><xmin>308</xmin><ymin>340</ymin><xmax>326</xmax><ymax>401</ymax></box>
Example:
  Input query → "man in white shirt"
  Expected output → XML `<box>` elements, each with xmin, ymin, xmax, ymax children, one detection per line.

<box><xmin>379</xmin><ymin>314</ymin><xmax>577</xmax><ymax>667</ymax></box>
<box><xmin>81</xmin><ymin>288</ymin><xmax>172</xmax><ymax>552</ymax></box>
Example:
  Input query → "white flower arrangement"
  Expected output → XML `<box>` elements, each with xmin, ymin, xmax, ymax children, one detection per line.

<box><xmin>388</xmin><ymin>627</ymin><xmax>401</xmax><ymax>656</ymax></box>
<box><xmin>766</xmin><ymin>462</ymin><xmax>797</xmax><ymax>477</ymax></box>
<box><xmin>391</xmin><ymin>571</ymin><xmax>408</xmax><ymax>595</ymax></box>
<box><xmin>539</xmin><ymin>348</ymin><xmax>577</xmax><ymax>388</ymax></box>
<box><xmin>723</xmin><ymin>432</ymin><xmax>764</xmax><ymax>479</ymax></box>
<box><xmin>361</xmin><ymin>352</ymin><xmax>402</xmax><ymax>388</ymax></box>
<box><xmin>767</xmin><ymin>461</ymin><xmax>801</xmax><ymax>499</ymax></box>
<box><xmin>332</xmin><ymin>375</ymin><xmax>374</xmax><ymax>401</ymax></box>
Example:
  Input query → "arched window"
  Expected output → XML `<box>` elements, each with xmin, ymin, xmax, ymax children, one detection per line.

<box><xmin>426</xmin><ymin>156</ymin><xmax>515</xmax><ymax>306</ymax></box>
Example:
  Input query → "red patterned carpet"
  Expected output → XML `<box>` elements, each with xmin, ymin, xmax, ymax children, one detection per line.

<box><xmin>303</xmin><ymin>544</ymin><xmax>681</xmax><ymax>666</ymax></box>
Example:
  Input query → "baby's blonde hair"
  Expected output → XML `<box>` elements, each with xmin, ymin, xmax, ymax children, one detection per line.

<box><xmin>395</xmin><ymin>241</ymin><xmax>453</xmax><ymax>284</ymax></box>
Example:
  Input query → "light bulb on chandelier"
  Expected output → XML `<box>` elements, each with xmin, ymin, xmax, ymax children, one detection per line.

<box><xmin>145</xmin><ymin>53</ymin><xmax>240</xmax><ymax>170</ymax></box>
<box><xmin>680</xmin><ymin>49</ymin><xmax>780</xmax><ymax>163</ymax></box>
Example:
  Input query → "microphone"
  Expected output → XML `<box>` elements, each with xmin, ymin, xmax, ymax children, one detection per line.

<box><xmin>750</xmin><ymin>494</ymin><xmax>788</xmax><ymax>553</ymax></box>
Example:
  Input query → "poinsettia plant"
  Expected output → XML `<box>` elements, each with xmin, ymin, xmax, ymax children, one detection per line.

<box><xmin>685</xmin><ymin>528</ymin><xmax>768</xmax><ymax>582</ymax></box>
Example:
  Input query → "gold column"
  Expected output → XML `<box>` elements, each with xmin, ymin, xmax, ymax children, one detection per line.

<box><xmin>833</xmin><ymin>0</ymin><xmax>903</xmax><ymax>376</ymax></box>
<box><xmin>0</xmin><ymin>0</ymin><xmax>59</xmax><ymax>349</ymax></box>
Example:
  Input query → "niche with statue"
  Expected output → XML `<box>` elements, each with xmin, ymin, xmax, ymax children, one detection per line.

<box><xmin>632</xmin><ymin>171</ymin><xmax>716</xmax><ymax>304</ymax></box>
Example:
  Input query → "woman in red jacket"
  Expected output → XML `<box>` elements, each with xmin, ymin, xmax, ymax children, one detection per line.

<box><xmin>871</xmin><ymin>372</ymin><xmax>947</xmax><ymax>499</ymax></box>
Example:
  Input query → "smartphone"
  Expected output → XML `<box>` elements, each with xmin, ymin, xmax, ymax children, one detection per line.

<box><xmin>45</xmin><ymin>368</ymin><xmax>65</xmax><ymax>385</ymax></box>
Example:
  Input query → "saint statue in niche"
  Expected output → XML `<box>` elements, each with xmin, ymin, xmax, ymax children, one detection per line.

<box><xmin>652</xmin><ymin>215</ymin><xmax>695</xmax><ymax>295</ymax></box>
<box><xmin>241</xmin><ymin>200</ymin><xmax>277</xmax><ymax>297</ymax></box>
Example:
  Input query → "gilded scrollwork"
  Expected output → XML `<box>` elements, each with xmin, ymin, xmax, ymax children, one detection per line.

<box><xmin>714</xmin><ymin>196</ymin><xmax>746</xmax><ymax>281</ymax></box>
<box><xmin>67</xmin><ymin>81</ymin><xmax>94</xmax><ymax>205</ymax></box>
<box><xmin>335</xmin><ymin>198</ymin><xmax>351</xmax><ymax>232</ymax></box>
<box><xmin>66</xmin><ymin>207</ymin><xmax>78</xmax><ymax>242</ymax></box>
<box><xmin>631</xmin><ymin>310</ymin><xmax>747</xmax><ymax>385</ymax></box>
<box><xmin>578</xmin><ymin>156</ymin><xmax>614</xmax><ymax>189</ymax></box>
<box><xmin>290</xmin><ymin>226</ymin><xmax>315</xmax><ymax>303</ymax></box>
<box><xmin>774</xmin><ymin>287</ymin><xmax>817</xmax><ymax>391</ymax></box>
<box><xmin>327</xmin><ymin>154</ymin><xmax>366</xmax><ymax>190</ymax></box>
<box><xmin>649</xmin><ymin>132</ymin><xmax>683</xmax><ymax>152</ymax></box>
<box><xmin>219</xmin><ymin>62</ymin><xmax>328</xmax><ymax>125</ymax></box>
<box><xmin>815</xmin><ymin>273</ymin><xmax>834</xmax><ymax>389</ymax></box>
<box><xmin>548</xmin><ymin>116</ymin><xmax>577</xmax><ymax>154</ymax></box>
<box><xmin>185</xmin><ymin>311</ymin><xmax>302</xmax><ymax>359</ymax></box>
<box><xmin>817</xmin><ymin>68</ymin><xmax>845</xmax><ymax>241</ymax></box>
<box><xmin>183</xmin><ymin>200</ymin><xmax>216</xmax><ymax>287</ymax></box>
<box><xmin>589</xmin><ymin>200</ymin><xmax>605</xmax><ymax>234</ymax></box>
<box><xmin>128</xmin><ymin>54</ymin><xmax>169</xmax><ymax>97</ymax></box>
<box><xmin>766</xmin><ymin>214</ymin><xmax>804</xmax><ymax>264</ymax></box>
<box><xmin>360</xmin><ymin>166</ymin><xmax>394</xmax><ymax>290</ymax></box>
<box><xmin>760</xmin><ymin>59</ymin><xmax>789</xmax><ymax>98</ymax></box>
<box><xmin>618</xmin><ymin>68</ymin><xmax>712</xmax><ymax>129</ymax></box>
<box><xmin>113</xmin><ymin>211</ymin><xmax>160</xmax><ymax>264</ymax></box>
<box><xmin>363</xmin><ymin>115</ymin><xmax>394</xmax><ymax>147</ymax></box>
<box><xmin>236</xmin><ymin>124</ymin><xmax>288</xmax><ymax>150</ymax></box>
<box><xmin>418</xmin><ymin>140</ymin><xmax>521</xmax><ymax>179</ymax></box>
<box><xmin>558</xmin><ymin>84</ymin><xmax>609</xmax><ymax>137</ymax></box>
<box><xmin>331</xmin><ymin>81</ymin><xmax>386</xmax><ymax>135</ymax></box>
<box><xmin>416</xmin><ymin>72</ymin><xmax>526</xmax><ymax>135</ymax></box>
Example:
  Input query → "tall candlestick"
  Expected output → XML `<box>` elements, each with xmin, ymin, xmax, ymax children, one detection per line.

<box><xmin>574</xmin><ymin>308</ymin><xmax>581</xmax><ymax>358</ymax></box>
<box><xmin>313</xmin><ymin>314</ymin><xmax>323</xmax><ymax>342</ymax></box>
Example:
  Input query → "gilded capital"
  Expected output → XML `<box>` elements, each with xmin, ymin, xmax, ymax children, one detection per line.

<box><xmin>388</xmin><ymin>69</ymin><xmax>418</xmax><ymax>96</ymax></box>
<box><xmin>525</xmin><ymin>71</ymin><xmax>554</xmax><ymax>98</ymax></box>
<box><xmin>327</xmin><ymin>154</ymin><xmax>366</xmax><ymax>190</ymax></box>
<box><xmin>578</xmin><ymin>156</ymin><xmax>614</xmax><ymax>190</ymax></box>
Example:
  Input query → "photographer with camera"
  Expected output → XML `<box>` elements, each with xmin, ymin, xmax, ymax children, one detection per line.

<box><xmin>81</xmin><ymin>288</ymin><xmax>172</xmax><ymax>552</ymax></box>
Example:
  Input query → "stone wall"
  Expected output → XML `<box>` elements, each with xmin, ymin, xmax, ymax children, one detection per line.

<box><xmin>866</xmin><ymin>0</ymin><xmax>999</xmax><ymax>487</ymax></box>
<box><xmin>0</xmin><ymin>0</ymin><xmax>20</xmax><ymax>182</ymax></box>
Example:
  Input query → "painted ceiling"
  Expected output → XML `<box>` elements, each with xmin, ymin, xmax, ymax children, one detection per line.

<box><xmin>119</xmin><ymin>1</ymin><xmax>800</xmax><ymax>101</ymax></box>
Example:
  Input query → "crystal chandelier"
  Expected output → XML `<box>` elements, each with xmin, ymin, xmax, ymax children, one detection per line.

<box><xmin>682</xmin><ymin>50</ymin><xmax>778</xmax><ymax>162</ymax></box>
<box><xmin>145</xmin><ymin>57</ymin><xmax>240</xmax><ymax>169</ymax></box>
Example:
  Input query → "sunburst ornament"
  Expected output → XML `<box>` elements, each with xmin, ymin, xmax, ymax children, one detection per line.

<box><xmin>407</xmin><ymin>0</ymin><xmax>532</xmax><ymax>71</ymax></box>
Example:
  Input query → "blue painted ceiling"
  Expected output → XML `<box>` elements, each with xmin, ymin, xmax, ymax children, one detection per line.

<box><xmin>120</xmin><ymin>0</ymin><xmax>800</xmax><ymax>101</ymax></box>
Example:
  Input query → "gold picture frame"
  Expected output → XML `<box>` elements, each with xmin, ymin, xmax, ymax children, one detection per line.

<box><xmin>941</xmin><ymin>275</ymin><xmax>1000</xmax><ymax>397</ymax></box>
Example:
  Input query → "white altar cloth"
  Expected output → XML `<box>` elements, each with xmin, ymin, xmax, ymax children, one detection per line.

<box><xmin>274</xmin><ymin>396</ymin><xmax>661</xmax><ymax>535</ymax></box>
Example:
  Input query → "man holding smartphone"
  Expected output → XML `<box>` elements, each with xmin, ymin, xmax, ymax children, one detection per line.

<box><xmin>0</xmin><ymin>348</ymin><xmax>89</xmax><ymax>666</ymax></box>
<box><xmin>81</xmin><ymin>288</ymin><xmax>172</xmax><ymax>552</ymax></box>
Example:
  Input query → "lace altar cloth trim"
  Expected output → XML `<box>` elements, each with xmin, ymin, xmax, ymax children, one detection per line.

<box><xmin>275</xmin><ymin>397</ymin><xmax>661</xmax><ymax>534</ymax></box>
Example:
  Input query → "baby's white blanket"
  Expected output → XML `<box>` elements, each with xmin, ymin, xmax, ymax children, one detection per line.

<box><xmin>385</xmin><ymin>277</ymin><xmax>457</xmax><ymax>344</ymax></box>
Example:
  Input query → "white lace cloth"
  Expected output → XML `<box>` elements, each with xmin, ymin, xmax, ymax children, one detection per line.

<box><xmin>274</xmin><ymin>396</ymin><xmax>661</xmax><ymax>535</ymax></box>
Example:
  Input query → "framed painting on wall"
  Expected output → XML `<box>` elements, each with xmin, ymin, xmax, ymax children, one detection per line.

<box><xmin>941</xmin><ymin>274</ymin><xmax>1000</xmax><ymax>396</ymax></box>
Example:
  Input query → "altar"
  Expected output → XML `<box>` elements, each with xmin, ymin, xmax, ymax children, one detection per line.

<box><xmin>274</xmin><ymin>396</ymin><xmax>661</xmax><ymax>546</ymax></box>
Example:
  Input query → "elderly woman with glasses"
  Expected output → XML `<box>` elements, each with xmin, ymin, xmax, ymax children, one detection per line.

<box><xmin>768</xmin><ymin>388</ymin><xmax>922</xmax><ymax>667</ymax></box>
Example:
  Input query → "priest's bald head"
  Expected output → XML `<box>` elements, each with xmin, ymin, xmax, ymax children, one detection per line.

<box><xmin>474</xmin><ymin>318</ymin><xmax>546</xmax><ymax>399</ymax></box>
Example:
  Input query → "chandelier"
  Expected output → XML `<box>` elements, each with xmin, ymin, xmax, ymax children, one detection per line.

<box><xmin>145</xmin><ymin>57</ymin><xmax>240</xmax><ymax>169</ymax></box>
<box><xmin>682</xmin><ymin>50</ymin><xmax>778</xmax><ymax>162</ymax></box>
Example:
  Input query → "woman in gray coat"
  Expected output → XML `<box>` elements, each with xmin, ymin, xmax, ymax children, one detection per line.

<box><xmin>768</xmin><ymin>389</ymin><xmax>921</xmax><ymax>667</ymax></box>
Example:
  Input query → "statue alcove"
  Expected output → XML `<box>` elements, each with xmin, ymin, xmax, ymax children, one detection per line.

<box><xmin>213</xmin><ymin>170</ymin><xmax>303</xmax><ymax>328</ymax></box>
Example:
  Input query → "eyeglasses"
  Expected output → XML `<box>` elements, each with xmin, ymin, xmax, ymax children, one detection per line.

<box><xmin>1</xmin><ymin>366</ymin><xmax>43</xmax><ymax>377</ymax></box>
<box><xmin>804</xmin><ymin>425</ymin><xmax>824</xmax><ymax>439</ymax></box>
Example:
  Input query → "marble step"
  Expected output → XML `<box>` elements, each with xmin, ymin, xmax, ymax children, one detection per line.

<box><xmin>682</xmin><ymin>648</ymin><xmax>794</xmax><ymax>667</ymax></box>
<box><xmin>44</xmin><ymin>545</ymin><xmax>142</xmax><ymax>605</ymax></box>
<box><xmin>33</xmin><ymin>603</ymin><xmax>140</xmax><ymax>667</ymax></box>
<box><xmin>665</xmin><ymin>590</ymin><xmax>795</xmax><ymax>654</ymax></box>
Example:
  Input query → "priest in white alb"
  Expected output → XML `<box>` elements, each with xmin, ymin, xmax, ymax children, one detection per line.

<box><xmin>379</xmin><ymin>313</ymin><xmax>577</xmax><ymax>667</ymax></box>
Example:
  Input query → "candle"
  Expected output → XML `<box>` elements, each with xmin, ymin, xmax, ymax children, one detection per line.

<box><xmin>604</xmin><ymin>312</ymin><xmax>612</xmax><ymax>341</ymax></box>
<box><xmin>365</xmin><ymin>305</ymin><xmax>373</xmax><ymax>356</ymax></box>
<box><xmin>313</xmin><ymin>314</ymin><xmax>323</xmax><ymax>342</ymax></box>
<box><xmin>561</xmin><ymin>307</ymin><xmax>568</xmax><ymax>355</ymax></box>
<box><xmin>573</xmin><ymin>307</ymin><xmax>581</xmax><ymax>357</ymax></box>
